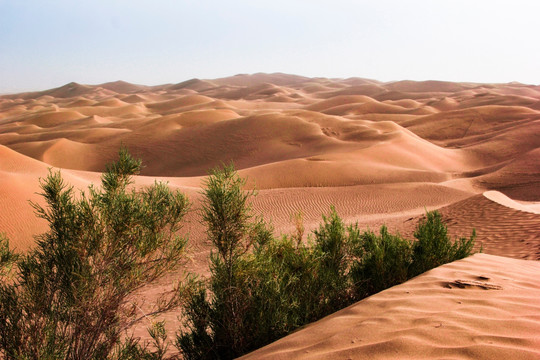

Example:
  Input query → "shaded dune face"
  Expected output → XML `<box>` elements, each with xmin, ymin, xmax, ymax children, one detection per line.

<box><xmin>1</xmin><ymin>73</ymin><xmax>539</xmax><ymax>259</ymax></box>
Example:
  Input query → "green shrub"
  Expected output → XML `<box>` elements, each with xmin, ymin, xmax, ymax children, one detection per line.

<box><xmin>249</xmin><ymin>235</ymin><xmax>315</xmax><ymax>335</ymax></box>
<box><xmin>177</xmin><ymin>164</ymin><xmax>268</xmax><ymax>359</ymax></box>
<box><xmin>177</xmin><ymin>169</ymin><xmax>357</xmax><ymax>359</ymax></box>
<box><xmin>177</xmin><ymin>167</ymin><xmax>477</xmax><ymax>360</ymax></box>
<box><xmin>409</xmin><ymin>210</ymin><xmax>476</xmax><ymax>277</ymax></box>
<box><xmin>0</xmin><ymin>234</ymin><xmax>18</xmax><ymax>279</ymax></box>
<box><xmin>0</xmin><ymin>148</ymin><xmax>190</xmax><ymax>359</ymax></box>
<box><xmin>178</xmin><ymin>171</ymin><xmax>359</xmax><ymax>359</ymax></box>
<box><xmin>352</xmin><ymin>226</ymin><xmax>412</xmax><ymax>297</ymax></box>
<box><xmin>112</xmin><ymin>321</ymin><xmax>170</xmax><ymax>360</ymax></box>
<box><xmin>311</xmin><ymin>207</ymin><xmax>362</xmax><ymax>317</ymax></box>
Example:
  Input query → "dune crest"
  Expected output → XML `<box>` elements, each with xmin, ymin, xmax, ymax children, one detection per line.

<box><xmin>483</xmin><ymin>190</ymin><xmax>540</xmax><ymax>214</ymax></box>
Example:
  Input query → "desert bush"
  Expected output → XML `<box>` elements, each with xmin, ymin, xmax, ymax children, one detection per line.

<box><xmin>0</xmin><ymin>148</ymin><xmax>189</xmax><ymax>360</ymax></box>
<box><xmin>409</xmin><ymin>210</ymin><xmax>476</xmax><ymax>277</ymax></box>
<box><xmin>352</xmin><ymin>226</ymin><xmax>412</xmax><ymax>297</ymax></box>
<box><xmin>112</xmin><ymin>321</ymin><xmax>170</xmax><ymax>360</ymax></box>
<box><xmin>177</xmin><ymin>166</ymin><xmax>477</xmax><ymax>360</ymax></box>
<box><xmin>310</xmin><ymin>207</ymin><xmax>362</xmax><ymax>317</ymax></box>
<box><xmin>0</xmin><ymin>234</ymin><xmax>18</xmax><ymax>279</ymax></box>
<box><xmin>245</xmin><ymin>220</ymin><xmax>359</xmax><ymax>343</ymax></box>
<box><xmin>177</xmin><ymin>164</ymin><xmax>268</xmax><ymax>359</ymax></box>
<box><xmin>177</xmin><ymin>173</ymin><xmax>475</xmax><ymax>360</ymax></box>
<box><xmin>353</xmin><ymin>211</ymin><xmax>476</xmax><ymax>295</ymax></box>
<box><xmin>177</xmin><ymin>169</ymin><xmax>360</xmax><ymax>359</ymax></box>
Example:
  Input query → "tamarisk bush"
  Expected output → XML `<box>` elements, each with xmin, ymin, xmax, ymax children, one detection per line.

<box><xmin>177</xmin><ymin>166</ymin><xmax>477</xmax><ymax>360</ymax></box>
<box><xmin>0</xmin><ymin>149</ymin><xmax>190</xmax><ymax>359</ymax></box>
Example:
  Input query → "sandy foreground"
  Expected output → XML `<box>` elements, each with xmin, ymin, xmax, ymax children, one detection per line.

<box><xmin>240</xmin><ymin>253</ymin><xmax>540</xmax><ymax>360</ymax></box>
<box><xmin>0</xmin><ymin>73</ymin><xmax>539</xmax><ymax>358</ymax></box>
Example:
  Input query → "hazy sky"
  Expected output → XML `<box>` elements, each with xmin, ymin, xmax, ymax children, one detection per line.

<box><xmin>1</xmin><ymin>0</ymin><xmax>539</xmax><ymax>93</ymax></box>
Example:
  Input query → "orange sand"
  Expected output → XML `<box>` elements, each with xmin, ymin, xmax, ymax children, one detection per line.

<box><xmin>1</xmin><ymin>73</ymin><xmax>539</xmax><ymax>358</ymax></box>
<box><xmin>240</xmin><ymin>254</ymin><xmax>540</xmax><ymax>360</ymax></box>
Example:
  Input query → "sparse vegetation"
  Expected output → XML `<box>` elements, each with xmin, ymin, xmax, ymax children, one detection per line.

<box><xmin>353</xmin><ymin>225</ymin><xmax>413</xmax><ymax>297</ymax></box>
<box><xmin>177</xmin><ymin>165</ymin><xmax>477</xmax><ymax>359</ymax></box>
<box><xmin>0</xmin><ymin>156</ymin><xmax>476</xmax><ymax>360</ymax></box>
<box><xmin>410</xmin><ymin>210</ymin><xmax>476</xmax><ymax>278</ymax></box>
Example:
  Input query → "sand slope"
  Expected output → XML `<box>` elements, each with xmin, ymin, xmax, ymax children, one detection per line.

<box><xmin>436</xmin><ymin>192</ymin><xmax>540</xmax><ymax>260</ymax></box>
<box><xmin>240</xmin><ymin>253</ymin><xmax>540</xmax><ymax>360</ymax></box>
<box><xmin>382</xmin><ymin>191</ymin><xmax>540</xmax><ymax>261</ymax></box>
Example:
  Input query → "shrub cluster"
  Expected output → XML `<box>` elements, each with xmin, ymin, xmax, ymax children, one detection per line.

<box><xmin>177</xmin><ymin>165</ymin><xmax>476</xmax><ymax>359</ymax></box>
<box><xmin>0</xmin><ymin>153</ymin><xmax>476</xmax><ymax>360</ymax></box>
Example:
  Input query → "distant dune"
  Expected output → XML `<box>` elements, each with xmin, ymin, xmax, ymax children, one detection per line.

<box><xmin>1</xmin><ymin>73</ymin><xmax>539</xmax><ymax>358</ymax></box>
<box><xmin>1</xmin><ymin>72</ymin><xmax>539</xmax><ymax>255</ymax></box>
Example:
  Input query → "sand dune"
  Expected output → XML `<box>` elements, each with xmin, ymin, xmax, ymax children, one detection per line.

<box><xmin>385</xmin><ymin>79</ymin><xmax>473</xmax><ymax>93</ymax></box>
<box><xmin>401</xmin><ymin>106</ymin><xmax>538</xmax><ymax>141</ymax></box>
<box><xmin>119</xmin><ymin>94</ymin><xmax>149</xmax><ymax>103</ymax></box>
<box><xmin>306</xmin><ymin>95</ymin><xmax>375</xmax><ymax>112</ymax></box>
<box><xmin>145</xmin><ymin>94</ymin><xmax>214</xmax><ymax>112</ymax></box>
<box><xmin>93</xmin><ymin>98</ymin><xmax>129</xmax><ymax>107</ymax></box>
<box><xmin>1</xmin><ymin>73</ymin><xmax>539</xmax><ymax>246</ymax></box>
<box><xmin>63</xmin><ymin>97</ymin><xmax>97</xmax><ymax>107</ymax></box>
<box><xmin>318</xmin><ymin>84</ymin><xmax>387</xmax><ymax>98</ymax></box>
<box><xmin>98</xmin><ymin>80</ymin><xmax>148</xmax><ymax>93</ymax></box>
<box><xmin>483</xmin><ymin>190</ymin><xmax>540</xmax><ymax>214</ymax></box>
<box><xmin>168</xmin><ymin>78</ymin><xmax>218</xmax><ymax>92</ymax></box>
<box><xmin>240</xmin><ymin>253</ymin><xmax>540</xmax><ymax>360</ymax></box>
<box><xmin>472</xmin><ymin>148</ymin><xmax>540</xmax><ymax>199</ymax></box>
<box><xmin>1</xmin><ymin>73</ymin><xmax>538</xmax><ymax>246</ymax></box>
<box><xmin>435</xmin><ymin>193</ymin><xmax>540</xmax><ymax>260</ymax></box>
<box><xmin>211</xmin><ymin>72</ymin><xmax>311</xmax><ymax>87</ymax></box>
<box><xmin>1</xmin><ymin>73</ymin><xmax>539</xmax><ymax>358</ymax></box>
<box><xmin>24</xmin><ymin>110</ymin><xmax>85</xmax><ymax>128</ymax></box>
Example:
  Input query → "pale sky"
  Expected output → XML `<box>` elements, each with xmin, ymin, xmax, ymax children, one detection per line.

<box><xmin>1</xmin><ymin>0</ymin><xmax>539</xmax><ymax>93</ymax></box>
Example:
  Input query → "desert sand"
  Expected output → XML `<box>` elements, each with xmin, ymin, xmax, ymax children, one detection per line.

<box><xmin>240</xmin><ymin>253</ymin><xmax>540</xmax><ymax>360</ymax></box>
<box><xmin>1</xmin><ymin>73</ymin><xmax>539</xmax><ymax>358</ymax></box>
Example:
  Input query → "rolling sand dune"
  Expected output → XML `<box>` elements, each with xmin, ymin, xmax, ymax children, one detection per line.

<box><xmin>169</xmin><ymin>78</ymin><xmax>218</xmax><ymax>92</ymax></box>
<box><xmin>93</xmin><ymin>97</ymin><xmax>129</xmax><ymax>107</ymax></box>
<box><xmin>145</xmin><ymin>94</ymin><xmax>214</xmax><ymax>112</ymax></box>
<box><xmin>484</xmin><ymin>190</ymin><xmax>540</xmax><ymax>214</ymax></box>
<box><xmin>385</xmin><ymin>79</ymin><xmax>474</xmax><ymax>93</ymax></box>
<box><xmin>1</xmin><ymin>73</ymin><xmax>539</xmax><ymax>358</ymax></box>
<box><xmin>0</xmin><ymin>145</ymin><xmax>99</xmax><ymax>249</ymax></box>
<box><xmin>384</xmin><ymin>191</ymin><xmax>540</xmax><ymax>261</ymax></box>
<box><xmin>240</xmin><ymin>254</ymin><xmax>540</xmax><ymax>360</ymax></box>
<box><xmin>25</xmin><ymin>111</ymin><xmax>85</xmax><ymax>128</ymax></box>
<box><xmin>63</xmin><ymin>97</ymin><xmax>97</xmax><ymax>107</ymax></box>
<box><xmin>318</xmin><ymin>84</ymin><xmax>387</xmax><ymax>98</ymax></box>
